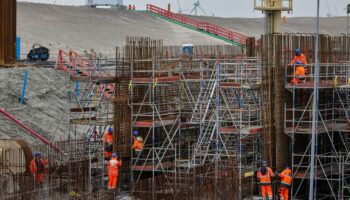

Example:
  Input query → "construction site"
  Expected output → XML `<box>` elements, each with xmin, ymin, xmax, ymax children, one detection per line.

<box><xmin>1</xmin><ymin>0</ymin><xmax>350</xmax><ymax>199</ymax></box>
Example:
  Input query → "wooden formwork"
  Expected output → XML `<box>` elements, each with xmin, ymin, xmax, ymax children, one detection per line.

<box><xmin>0</xmin><ymin>0</ymin><xmax>16</xmax><ymax>66</ymax></box>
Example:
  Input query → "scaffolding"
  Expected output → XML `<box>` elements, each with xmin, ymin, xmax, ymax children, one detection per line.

<box><xmin>285</xmin><ymin>62</ymin><xmax>350</xmax><ymax>199</ymax></box>
<box><xmin>61</xmin><ymin>50</ymin><xmax>117</xmax><ymax>195</ymax></box>
<box><xmin>130</xmin><ymin>59</ymin><xmax>181</xmax><ymax>197</ymax></box>
<box><xmin>130</xmin><ymin>57</ymin><xmax>262</xmax><ymax>199</ymax></box>
<box><xmin>189</xmin><ymin>58</ymin><xmax>262</xmax><ymax>199</ymax></box>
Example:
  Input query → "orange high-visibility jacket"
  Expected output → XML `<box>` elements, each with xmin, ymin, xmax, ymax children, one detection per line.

<box><xmin>290</xmin><ymin>54</ymin><xmax>307</xmax><ymax>65</ymax></box>
<box><xmin>279</xmin><ymin>168</ymin><xmax>292</xmax><ymax>187</ymax></box>
<box><xmin>104</xmin><ymin>133</ymin><xmax>113</xmax><ymax>144</ymax></box>
<box><xmin>257</xmin><ymin>167</ymin><xmax>274</xmax><ymax>185</ymax></box>
<box><xmin>29</xmin><ymin>159</ymin><xmax>48</xmax><ymax>175</ymax></box>
<box><xmin>132</xmin><ymin>138</ymin><xmax>143</xmax><ymax>151</ymax></box>
<box><xmin>108</xmin><ymin>158</ymin><xmax>122</xmax><ymax>176</ymax></box>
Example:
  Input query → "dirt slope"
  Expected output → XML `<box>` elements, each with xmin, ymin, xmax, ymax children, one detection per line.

<box><xmin>17</xmin><ymin>3</ymin><xmax>228</xmax><ymax>57</ymax></box>
<box><xmin>192</xmin><ymin>16</ymin><xmax>347</xmax><ymax>37</ymax></box>
<box><xmin>0</xmin><ymin>67</ymin><xmax>68</xmax><ymax>145</ymax></box>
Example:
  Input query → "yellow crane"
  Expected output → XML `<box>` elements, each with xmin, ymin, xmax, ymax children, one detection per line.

<box><xmin>254</xmin><ymin>0</ymin><xmax>293</xmax><ymax>34</ymax></box>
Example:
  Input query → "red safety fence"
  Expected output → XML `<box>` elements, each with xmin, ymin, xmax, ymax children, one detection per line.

<box><xmin>0</xmin><ymin>109</ymin><xmax>60</xmax><ymax>152</ymax></box>
<box><xmin>146</xmin><ymin>4</ymin><xmax>247</xmax><ymax>45</ymax></box>
<box><xmin>56</xmin><ymin>49</ymin><xmax>116</xmax><ymax>98</ymax></box>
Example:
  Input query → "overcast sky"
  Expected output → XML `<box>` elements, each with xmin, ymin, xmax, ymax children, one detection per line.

<box><xmin>18</xmin><ymin>0</ymin><xmax>350</xmax><ymax>18</ymax></box>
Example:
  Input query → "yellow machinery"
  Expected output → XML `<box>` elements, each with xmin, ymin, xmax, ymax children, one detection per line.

<box><xmin>254</xmin><ymin>0</ymin><xmax>293</xmax><ymax>34</ymax></box>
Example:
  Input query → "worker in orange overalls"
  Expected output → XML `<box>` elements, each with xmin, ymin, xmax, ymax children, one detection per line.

<box><xmin>103</xmin><ymin>127</ymin><xmax>114</xmax><ymax>161</ymax></box>
<box><xmin>128</xmin><ymin>4</ymin><xmax>132</xmax><ymax>10</ymax></box>
<box><xmin>29</xmin><ymin>152</ymin><xmax>48</xmax><ymax>185</ymax></box>
<box><xmin>291</xmin><ymin>60</ymin><xmax>306</xmax><ymax>84</ymax></box>
<box><xmin>132</xmin><ymin>130</ymin><xmax>144</xmax><ymax>157</ymax></box>
<box><xmin>290</xmin><ymin>49</ymin><xmax>307</xmax><ymax>65</ymax></box>
<box><xmin>257</xmin><ymin>160</ymin><xmax>275</xmax><ymax>200</ymax></box>
<box><xmin>278</xmin><ymin>166</ymin><xmax>292</xmax><ymax>200</ymax></box>
<box><xmin>108</xmin><ymin>153</ymin><xmax>122</xmax><ymax>189</ymax></box>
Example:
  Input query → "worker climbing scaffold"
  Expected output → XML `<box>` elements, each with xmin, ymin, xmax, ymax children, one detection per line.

<box><xmin>103</xmin><ymin>127</ymin><xmax>114</xmax><ymax>161</ymax></box>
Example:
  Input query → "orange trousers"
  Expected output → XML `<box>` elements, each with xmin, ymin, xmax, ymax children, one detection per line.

<box><xmin>108</xmin><ymin>174</ymin><xmax>118</xmax><ymax>189</ymax></box>
<box><xmin>279</xmin><ymin>187</ymin><xmax>289</xmax><ymax>200</ymax></box>
<box><xmin>260</xmin><ymin>185</ymin><xmax>272</xmax><ymax>200</ymax></box>
<box><xmin>35</xmin><ymin>173</ymin><xmax>45</xmax><ymax>184</ymax></box>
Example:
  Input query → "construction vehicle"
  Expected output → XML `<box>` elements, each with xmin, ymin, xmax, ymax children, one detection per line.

<box><xmin>27</xmin><ymin>43</ymin><xmax>50</xmax><ymax>61</ymax></box>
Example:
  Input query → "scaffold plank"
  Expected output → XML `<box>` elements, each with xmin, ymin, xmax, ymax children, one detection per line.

<box><xmin>133</xmin><ymin>75</ymin><xmax>180</xmax><ymax>84</ymax></box>
<box><xmin>132</xmin><ymin>161</ymin><xmax>175</xmax><ymax>171</ymax></box>
<box><xmin>134</xmin><ymin>119</ymin><xmax>178</xmax><ymax>127</ymax></box>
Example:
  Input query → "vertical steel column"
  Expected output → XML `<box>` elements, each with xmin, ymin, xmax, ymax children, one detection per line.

<box><xmin>309</xmin><ymin>0</ymin><xmax>320</xmax><ymax>199</ymax></box>
<box><xmin>214</xmin><ymin>61</ymin><xmax>220</xmax><ymax>200</ymax></box>
<box><xmin>152</xmin><ymin>59</ymin><xmax>156</xmax><ymax>200</ymax></box>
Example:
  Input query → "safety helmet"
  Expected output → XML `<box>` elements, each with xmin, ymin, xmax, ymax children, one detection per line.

<box><xmin>296</xmin><ymin>60</ymin><xmax>302</xmax><ymax>65</ymax></box>
<box><xmin>295</xmin><ymin>49</ymin><xmax>302</xmax><ymax>56</ymax></box>
<box><xmin>112</xmin><ymin>153</ymin><xmax>118</xmax><ymax>157</ymax></box>
<box><xmin>285</xmin><ymin>165</ymin><xmax>291</xmax><ymax>169</ymax></box>
<box><xmin>137</xmin><ymin>136</ymin><xmax>143</xmax><ymax>142</ymax></box>
<box><xmin>108</xmin><ymin>127</ymin><xmax>113</xmax><ymax>134</ymax></box>
<box><xmin>262</xmin><ymin>160</ymin><xmax>268</xmax><ymax>167</ymax></box>
<box><xmin>133</xmin><ymin>130</ymin><xmax>139</xmax><ymax>136</ymax></box>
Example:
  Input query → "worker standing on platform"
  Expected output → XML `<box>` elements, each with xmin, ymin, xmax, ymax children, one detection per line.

<box><xmin>257</xmin><ymin>160</ymin><xmax>275</xmax><ymax>200</ymax></box>
<box><xmin>29</xmin><ymin>152</ymin><xmax>48</xmax><ymax>185</ymax></box>
<box><xmin>278</xmin><ymin>166</ymin><xmax>292</xmax><ymax>200</ymax></box>
<box><xmin>290</xmin><ymin>60</ymin><xmax>306</xmax><ymax>84</ymax></box>
<box><xmin>132</xmin><ymin>130</ymin><xmax>144</xmax><ymax>157</ymax></box>
<box><xmin>290</xmin><ymin>49</ymin><xmax>307</xmax><ymax>65</ymax></box>
<box><xmin>103</xmin><ymin>127</ymin><xmax>114</xmax><ymax>161</ymax></box>
<box><xmin>108</xmin><ymin>153</ymin><xmax>122</xmax><ymax>189</ymax></box>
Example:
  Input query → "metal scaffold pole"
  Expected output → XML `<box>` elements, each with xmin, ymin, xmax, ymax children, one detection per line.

<box><xmin>309</xmin><ymin>0</ymin><xmax>320</xmax><ymax>199</ymax></box>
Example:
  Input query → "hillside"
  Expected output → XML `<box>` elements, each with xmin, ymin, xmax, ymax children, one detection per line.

<box><xmin>0</xmin><ymin>67</ymin><xmax>68</xmax><ymax>145</ymax></box>
<box><xmin>193</xmin><ymin>16</ymin><xmax>348</xmax><ymax>37</ymax></box>
<box><xmin>17</xmin><ymin>3</ymin><xmax>228</xmax><ymax>57</ymax></box>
